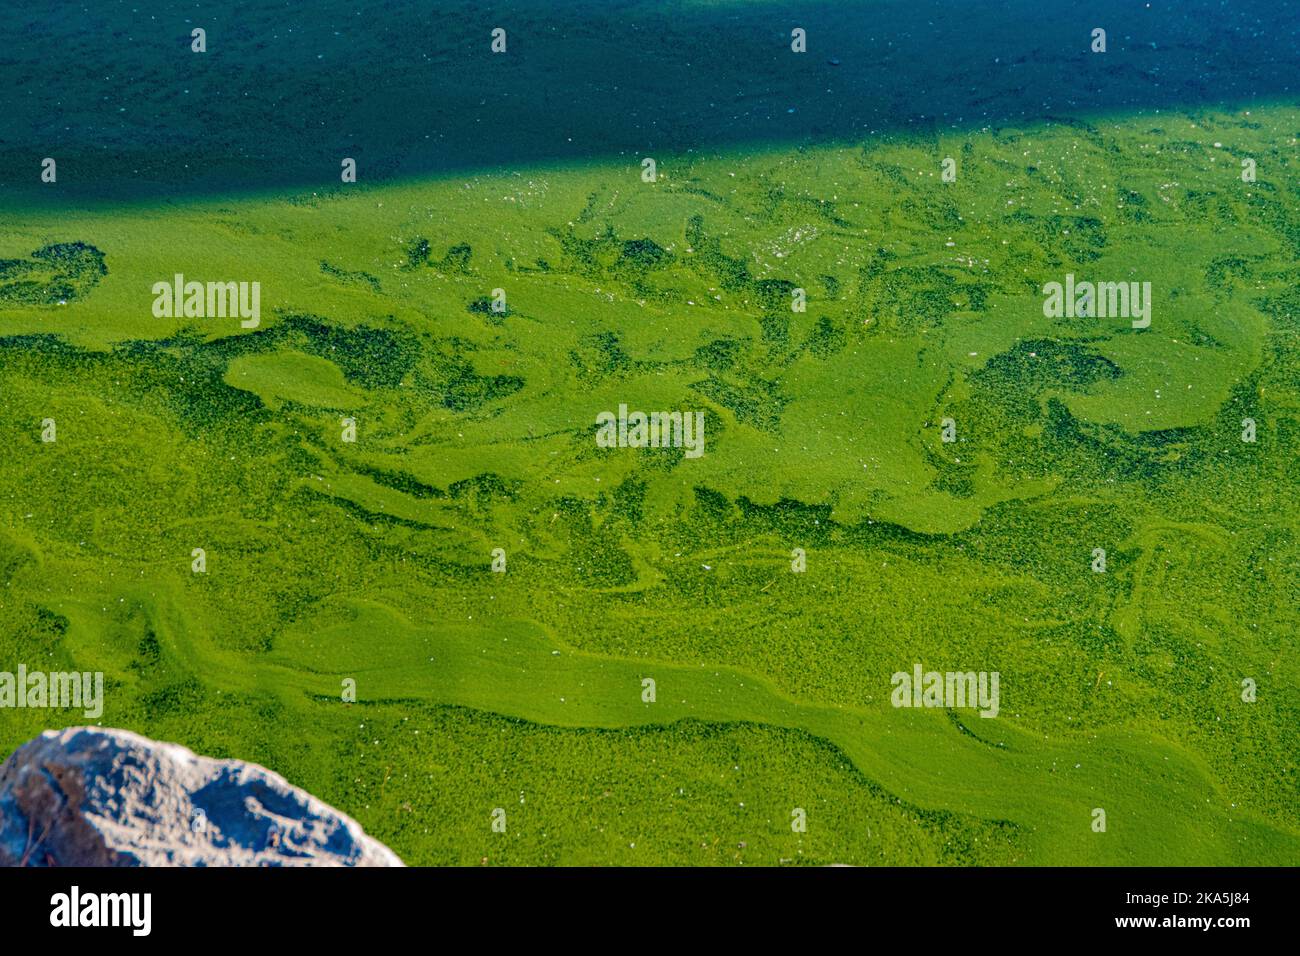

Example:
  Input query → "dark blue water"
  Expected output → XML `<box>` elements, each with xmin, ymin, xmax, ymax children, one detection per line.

<box><xmin>1</xmin><ymin>0</ymin><xmax>1296</xmax><ymax>200</ymax></box>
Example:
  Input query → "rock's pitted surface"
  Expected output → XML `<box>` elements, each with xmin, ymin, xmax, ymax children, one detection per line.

<box><xmin>0</xmin><ymin>727</ymin><xmax>403</xmax><ymax>867</ymax></box>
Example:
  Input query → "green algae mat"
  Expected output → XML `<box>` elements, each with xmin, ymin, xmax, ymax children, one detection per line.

<box><xmin>0</xmin><ymin>0</ymin><xmax>1296</xmax><ymax>866</ymax></box>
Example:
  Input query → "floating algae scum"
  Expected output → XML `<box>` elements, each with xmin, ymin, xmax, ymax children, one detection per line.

<box><xmin>1</xmin><ymin>1</ymin><xmax>1298</xmax><ymax>866</ymax></box>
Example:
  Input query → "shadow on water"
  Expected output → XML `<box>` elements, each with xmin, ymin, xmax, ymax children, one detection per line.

<box><xmin>0</xmin><ymin>0</ymin><xmax>1296</xmax><ymax>204</ymax></box>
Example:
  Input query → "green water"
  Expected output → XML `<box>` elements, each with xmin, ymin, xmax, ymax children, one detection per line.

<box><xmin>0</xmin><ymin>1</ymin><xmax>1297</xmax><ymax>865</ymax></box>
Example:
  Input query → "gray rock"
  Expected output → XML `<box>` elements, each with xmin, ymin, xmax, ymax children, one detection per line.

<box><xmin>0</xmin><ymin>727</ymin><xmax>403</xmax><ymax>867</ymax></box>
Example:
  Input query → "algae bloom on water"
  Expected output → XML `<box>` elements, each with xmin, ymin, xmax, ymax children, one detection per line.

<box><xmin>0</xmin><ymin>0</ymin><xmax>1295</xmax><ymax>874</ymax></box>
